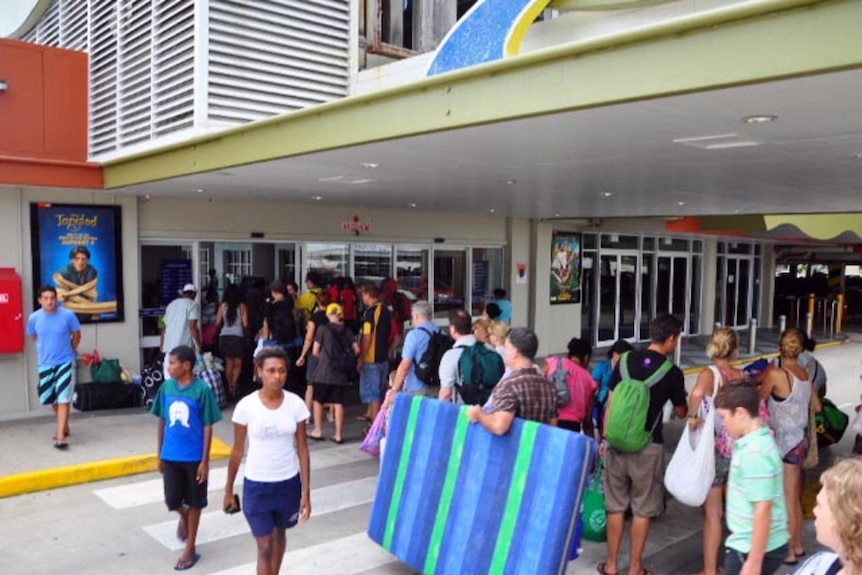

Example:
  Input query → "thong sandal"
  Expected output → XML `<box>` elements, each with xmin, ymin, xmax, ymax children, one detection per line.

<box><xmin>53</xmin><ymin>441</ymin><xmax>69</xmax><ymax>450</ymax></box>
<box><xmin>174</xmin><ymin>553</ymin><xmax>201</xmax><ymax>571</ymax></box>
<box><xmin>597</xmin><ymin>563</ymin><xmax>619</xmax><ymax>575</ymax></box>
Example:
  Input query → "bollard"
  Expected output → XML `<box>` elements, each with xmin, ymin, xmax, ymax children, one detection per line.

<box><xmin>830</xmin><ymin>300</ymin><xmax>837</xmax><ymax>339</ymax></box>
<box><xmin>837</xmin><ymin>293</ymin><xmax>845</xmax><ymax>334</ymax></box>
<box><xmin>673</xmin><ymin>337</ymin><xmax>682</xmax><ymax>367</ymax></box>
<box><xmin>823</xmin><ymin>300</ymin><xmax>829</xmax><ymax>336</ymax></box>
<box><xmin>779</xmin><ymin>314</ymin><xmax>786</xmax><ymax>334</ymax></box>
<box><xmin>805</xmin><ymin>312</ymin><xmax>813</xmax><ymax>338</ymax></box>
<box><xmin>748</xmin><ymin>318</ymin><xmax>757</xmax><ymax>356</ymax></box>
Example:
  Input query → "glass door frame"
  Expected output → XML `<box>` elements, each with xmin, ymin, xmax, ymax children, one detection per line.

<box><xmin>654</xmin><ymin>251</ymin><xmax>692</xmax><ymax>335</ymax></box>
<box><xmin>721</xmin><ymin>254</ymin><xmax>755</xmax><ymax>329</ymax></box>
<box><xmin>595</xmin><ymin>249</ymin><xmax>642</xmax><ymax>347</ymax></box>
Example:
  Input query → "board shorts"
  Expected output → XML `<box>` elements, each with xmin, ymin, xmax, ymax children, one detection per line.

<box><xmin>38</xmin><ymin>361</ymin><xmax>76</xmax><ymax>405</ymax></box>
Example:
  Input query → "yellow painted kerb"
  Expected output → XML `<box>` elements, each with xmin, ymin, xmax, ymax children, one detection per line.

<box><xmin>0</xmin><ymin>437</ymin><xmax>232</xmax><ymax>499</ymax></box>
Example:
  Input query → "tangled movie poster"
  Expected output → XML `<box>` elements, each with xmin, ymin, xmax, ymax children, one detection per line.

<box><xmin>30</xmin><ymin>203</ymin><xmax>124</xmax><ymax>323</ymax></box>
<box><xmin>550</xmin><ymin>232</ymin><xmax>581</xmax><ymax>304</ymax></box>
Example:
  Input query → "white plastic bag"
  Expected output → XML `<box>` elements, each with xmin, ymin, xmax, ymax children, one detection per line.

<box><xmin>851</xmin><ymin>405</ymin><xmax>862</xmax><ymax>437</ymax></box>
<box><xmin>665</xmin><ymin>385</ymin><xmax>716</xmax><ymax>507</ymax></box>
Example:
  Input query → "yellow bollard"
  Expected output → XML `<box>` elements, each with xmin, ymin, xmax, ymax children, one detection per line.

<box><xmin>836</xmin><ymin>293</ymin><xmax>845</xmax><ymax>334</ymax></box>
<box><xmin>807</xmin><ymin>294</ymin><xmax>816</xmax><ymax>336</ymax></box>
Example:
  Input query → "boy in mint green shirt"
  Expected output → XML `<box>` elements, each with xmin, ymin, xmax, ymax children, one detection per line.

<box><xmin>716</xmin><ymin>382</ymin><xmax>789</xmax><ymax>575</ymax></box>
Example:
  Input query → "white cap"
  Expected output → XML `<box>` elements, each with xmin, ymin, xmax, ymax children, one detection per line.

<box><xmin>180</xmin><ymin>283</ymin><xmax>197</xmax><ymax>294</ymax></box>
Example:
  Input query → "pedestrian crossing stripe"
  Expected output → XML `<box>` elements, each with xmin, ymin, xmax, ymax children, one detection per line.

<box><xmin>144</xmin><ymin>476</ymin><xmax>378</xmax><ymax>551</ymax></box>
<box><xmin>93</xmin><ymin>441</ymin><xmax>370</xmax><ymax>510</ymax></box>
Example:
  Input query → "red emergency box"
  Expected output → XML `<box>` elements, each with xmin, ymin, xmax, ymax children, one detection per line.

<box><xmin>0</xmin><ymin>269</ymin><xmax>25</xmax><ymax>353</ymax></box>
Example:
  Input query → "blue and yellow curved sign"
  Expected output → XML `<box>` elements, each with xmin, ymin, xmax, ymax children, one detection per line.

<box><xmin>427</xmin><ymin>0</ymin><xmax>678</xmax><ymax>77</ymax></box>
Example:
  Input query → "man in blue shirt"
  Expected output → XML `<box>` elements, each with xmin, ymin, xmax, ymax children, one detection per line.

<box><xmin>493</xmin><ymin>288</ymin><xmax>513</xmax><ymax>323</ymax></box>
<box><xmin>385</xmin><ymin>301</ymin><xmax>437</xmax><ymax>405</ymax></box>
<box><xmin>27</xmin><ymin>285</ymin><xmax>81</xmax><ymax>449</ymax></box>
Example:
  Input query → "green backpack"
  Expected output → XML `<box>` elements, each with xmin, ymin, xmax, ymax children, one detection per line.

<box><xmin>456</xmin><ymin>343</ymin><xmax>506</xmax><ymax>405</ymax></box>
<box><xmin>604</xmin><ymin>352</ymin><xmax>672</xmax><ymax>453</ymax></box>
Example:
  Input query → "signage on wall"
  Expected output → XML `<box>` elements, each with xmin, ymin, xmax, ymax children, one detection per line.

<box><xmin>342</xmin><ymin>215</ymin><xmax>371</xmax><ymax>236</ymax></box>
<box><xmin>161</xmin><ymin>260</ymin><xmax>194</xmax><ymax>307</ymax></box>
<box><xmin>516</xmin><ymin>263</ymin><xmax>528</xmax><ymax>285</ymax></box>
<box><xmin>30</xmin><ymin>203</ymin><xmax>124</xmax><ymax>323</ymax></box>
<box><xmin>550</xmin><ymin>232</ymin><xmax>581</xmax><ymax>305</ymax></box>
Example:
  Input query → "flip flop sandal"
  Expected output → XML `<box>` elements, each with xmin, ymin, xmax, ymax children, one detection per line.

<box><xmin>53</xmin><ymin>441</ymin><xmax>69</xmax><ymax>450</ymax></box>
<box><xmin>597</xmin><ymin>563</ymin><xmax>619</xmax><ymax>575</ymax></box>
<box><xmin>330</xmin><ymin>436</ymin><xmax>345</xmax><ymax>444</ymax></box>
<box><xmin>174</xmin><ymin>553</ymin><xmax>201</xmax><ymax>571</ymax></box>
<box><xmin>306</xmin><ymin>434</ymin><xmax>325</xmax><ymax>442</ymax></box>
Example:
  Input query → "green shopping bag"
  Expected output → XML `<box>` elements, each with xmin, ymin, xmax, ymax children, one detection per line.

<box><xmin>90</xmin><ymin>358</ymin><xmax>122</xmax><ymax>383</ymax></box>
<box><xmin>581</xmin><ymin>459</ymin><xmax>607</xmax><ymax>542</ymax></box>
<box><xmin>816</xmin><ymin>398</ymin><xmax>849</xmax><ymax>448</ymax></box>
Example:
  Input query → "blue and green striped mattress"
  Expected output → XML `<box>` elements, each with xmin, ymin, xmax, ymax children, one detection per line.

<box><xmin>368</xmin><ymin>394</ymin><xmax>596</xmax><ymax>574</ymax></box>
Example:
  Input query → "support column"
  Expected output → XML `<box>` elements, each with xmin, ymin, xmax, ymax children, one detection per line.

<box><xmin>700</xmin><ymin>238</ymin><xmax>718</xmax><ymax>333</ymax></box>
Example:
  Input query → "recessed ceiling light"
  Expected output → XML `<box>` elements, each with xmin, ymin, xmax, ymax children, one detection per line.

<box><xmin>409</xmin><ymin>202</ymin><xmax>417</xmax><ymax>209</ymax></box>
<box><xmin>196</xmin><ymin>188</ymin><xmax>204</xmax><ymax>193</ymax></box>
<box><xmin>742</xmin><ymin>114</ymin><xmax>777</xmax><ymax>124</ymax></box>
<box><xmin>312</xmin><ymin>195</ymin><xmax>323</xmax><ymax>201</ymax></box>
<box><xmin>504</xmin><ymin>180</ymin><xmax>517</xmax><ymax>185</ymax></box>
<box><xmin>489</xmin><ymin>208</ymin><xmax>496</xmax><ymax>214</ymax></box>
<box><xmin>359</xmin><ymin>162</ymin><xmax>380</xmax><ymax>169</ymax></box>
<box><xmin>603</xmin><ymin>192</ymin><xmax>613</xmax><ymax>198</ymax></box>
<box><xmin>677</xmin><ymin>201</ymin><xmax>686</xmax><ymax>206</ymax></box>
<box><xmin>854</xmin><ymin>153</ymin><xmax>862</xmax><ymax>160</ymax></box>
<box><xmin>554</xmin><ymin>212</ymin><xmax>561</xmax><ymax>217</ymax></box>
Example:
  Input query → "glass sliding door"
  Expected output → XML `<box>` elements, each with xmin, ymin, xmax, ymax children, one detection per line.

<box><xmin>433</xmin><ymin>249</ymin><xmax>467</xmax><ymax>318</ymax></box>
<box><xmin>597</xmin><ymin>252</ymin><xmax>639</xmax><ymax>345</ymax></box>
<box><xmin>306</xmin><ymin>243</ymin><xmax>348</xmax><ymax>287</ymax></box>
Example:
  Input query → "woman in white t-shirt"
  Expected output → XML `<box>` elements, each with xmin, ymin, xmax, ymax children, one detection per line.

<box><xmin>792</xmin><ymin>458</ymin><xmax>862</xmax><ymax>575</ymax></box>
<box><xmin>224</xmin><ymin>346</ymin><xmax>311</xmax><ymax>575</ymax></box>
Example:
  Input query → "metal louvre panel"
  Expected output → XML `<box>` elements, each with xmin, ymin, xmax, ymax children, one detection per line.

<box><xmin>60</xmin><ymin>0</ymin><xmax>89</xmax><ymax>50</ymax></box>
<box><xmin>118</xmin><ymin>0</ymin><xmax>153</xmax><ymax>146</ymax></box>
<box><xmin>89</xmin><ymin>0</ymin><xmax>119</xmax><ymax>155</ymax></box>
<box><xmin>37</xmin><ymin>0</ymin><xmax>62</xmax><ymax>46</ymax></box>
<box><xmin>208</xmin><ymin>0</ymin><xmax>349</xmax><ymax>124</ymax></box>
<box><xmin>153</xmin><ymin>0</ymin><xmax>194</xmax><ymax>135</ymax></box>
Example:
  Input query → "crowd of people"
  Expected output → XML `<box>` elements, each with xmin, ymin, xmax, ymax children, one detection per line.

<box><xmin>118</xmin><ymin>273</ymin><xmax>862</xmax><ymax>574</ymax></box>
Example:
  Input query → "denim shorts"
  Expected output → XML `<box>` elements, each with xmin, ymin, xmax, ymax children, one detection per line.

<box><xmin>724</xmin><ymin>544</ymin><xmax>787</xmax><ymax>575</ymax></box>
<box><xmin>243</xmin><ymin>474</ymin><xmax>302</xmax><ymax>537</ymax></box>
<box><xmin>359</xmin><ymin>362</ymin><xmax>388</xmax><ymax>403</ymax></box>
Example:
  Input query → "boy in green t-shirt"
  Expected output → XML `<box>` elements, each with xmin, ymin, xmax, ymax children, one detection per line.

<box><xmin>715</xmin><ymin>382</ymin><xmax>789</xmax><ymax>575</ymax></box>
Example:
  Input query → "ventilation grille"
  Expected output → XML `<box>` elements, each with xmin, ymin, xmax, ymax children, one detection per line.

<box><xmin>208</xmin><ymin>0</ymin><xmax>350</xmax><ymax>124</ymax></box>
<box><xmin>20</xmin><ymin>0</ymin><xmax>350</xmax><ymax>155</ymax></box>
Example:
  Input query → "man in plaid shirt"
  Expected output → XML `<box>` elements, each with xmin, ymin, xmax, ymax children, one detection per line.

<box><xmin>467</xmin><ymin>327</ymin><xmax>559</xmax><ymax>435</ymax></box>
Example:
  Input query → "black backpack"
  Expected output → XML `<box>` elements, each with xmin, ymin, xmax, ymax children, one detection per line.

<box><xmin>326</xmin><ymin>324</ymin><xmax>357</xmax><ymax>375</ymax></box>
<box><xmin>414</xmin><ymin>327</ymin><xmax>452</xmax><ymax>387</ymax></box>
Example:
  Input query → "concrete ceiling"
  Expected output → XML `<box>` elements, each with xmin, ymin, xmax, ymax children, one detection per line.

<box><xmin>121</xmin><ymin>67</ymin><xmax>862</xmax><ymax>221</ymax></box>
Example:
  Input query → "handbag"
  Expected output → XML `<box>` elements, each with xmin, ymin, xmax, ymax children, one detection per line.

<box><xmin>816</xmin><ymin>398</ymin><xmax>850</xmax><ymax>448</ymax></box>
<box><xmin>90</xmin><ymin>358</ymin><xmax>122</xmax><ymax>383</ymax></box>
<box><xmin>803</xmin><ymin>398</ymin><xmax>819</xmax><ymax>470</ymax></box>
<box><xmin>359</xmin><ymin>408</ymin><xmax>387</xmax><ymax>458</ymax></box>
<box><xmin>581</xmin><ymin>459</ymin><xmax>607</xmax><ymax>542</ymax></box>
<box><xmin>665</xmin><ymin>380</ymin><xmax>717</xmax><ymax>506</ymax></box>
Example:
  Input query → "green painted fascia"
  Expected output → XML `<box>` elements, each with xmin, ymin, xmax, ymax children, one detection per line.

<box><xmin>105</xmin><ymin>0</ymin><xmax>862</xmax><ymax>189</ymax></box>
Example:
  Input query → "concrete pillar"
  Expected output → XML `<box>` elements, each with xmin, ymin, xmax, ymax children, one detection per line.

<box><xmin>699</xmin><ymin>238</ymin><xmax>718</xmax><ymax>333</ymax></box>
<box><xmin>414</xmin><ymin>0</ymin><xmax>456</xmax><ymax>53</ymax></box>
<box><xmin>761</xmin><ymin>245</ymin><xmax>776</xmax><ymax>328</ymax></box>
<box><xmin>507</xmin><ymin>217</ymin><xmax>532</xmax><ymax>328</ymax></box>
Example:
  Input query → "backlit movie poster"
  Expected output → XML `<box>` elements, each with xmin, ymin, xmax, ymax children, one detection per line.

<box><xmin>30</xmin><ymin>203</ymin><xmax>124</xmax><ymax>323</ymax></box>
<box><xmin>550</xmin><ymin>232</ymin><xmax>581</xmax><ymax>304</ymax></box>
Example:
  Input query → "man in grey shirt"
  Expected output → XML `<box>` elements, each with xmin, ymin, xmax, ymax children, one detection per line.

<box><xmin>438</xmin><ymin>309</ymin><xmax>475</xmax><ymax>403</ymax></box>
<box><xmin>161</xmin><ymin>283</ymin><xmax>201</xmax><ymax>378</ymax></box>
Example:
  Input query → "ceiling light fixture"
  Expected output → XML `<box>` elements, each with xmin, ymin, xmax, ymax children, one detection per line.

<box><xmin>312</xmin><ymin>195</ymin><xmax>323</xmax><ymax>201</ymax></box>
<box><xmin>359</xmin><ymin>162</ymin><xmax>380</xmax><ymax>169</ymax></box>
<box><xmin>554</xmin><ymin>212</ymin><xmax>561</xmax><ymax>217</ymax></box>
<box><xmin>196</xmin><ymin>188</ymin><xmax>204</xmax><ymax>193</ymax></box>
<box><xmin>854</xmin><ymin>153</ymin><xmax>862</xmax><ymax>160</ymax></box>
<box><xmin>603</xmin><ymin>192</ymin><xmax>613</xmax><ymax>198</ymax></box>
<box><xmin>677</xmin><ymin>201</ymin><xmax>686</xmax><ymax>206</ymax></box>
<box><xmin>409</xmin><ymin>202</ymin><xmax>417</xmax><ymax>209</ymax></box>
<box><xmin>504</xmin><ymin>180</ymin><xmax>517</xmax><ymax>185</ymax></box>
<box><xmin>489</xmin><ymin>208</ymin><xmax>496</xmax><ymax>214</ymax></box>
<box><xmin>742</xmin><ymin>114</ymin><xmax>777</xmax><ymax>124</ymax></box>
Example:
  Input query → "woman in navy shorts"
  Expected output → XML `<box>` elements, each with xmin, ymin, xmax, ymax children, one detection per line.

<box><xmin>224</xmin><ymin>346</ymin><xmax>311</xmax><ymax>575</ymax></box>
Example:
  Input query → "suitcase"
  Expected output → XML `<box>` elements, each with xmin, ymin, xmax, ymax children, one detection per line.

<box><xmin>73</xmin><ymin>382</ymin><xmax>141</xmax><ymax>412</ymax></box>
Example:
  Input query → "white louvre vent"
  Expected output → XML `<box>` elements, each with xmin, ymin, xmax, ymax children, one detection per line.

<box><xmin>208</xmin><ymin>0</ymin><xmax>350</xmax><ymax>124</ymax></box>
<box><xmin>19</xmin><ymin>0</ymin><xmax>351</xmax><ymax>156</ymax></box>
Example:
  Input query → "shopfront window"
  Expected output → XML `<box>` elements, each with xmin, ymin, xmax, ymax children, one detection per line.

<box><xmin>354</xmin><ymin>244</ymin><xmax>392</xmax><ymax>287</ymax></box>
<box><xmin>434</xmin><ymin>249</ymin><xmax>467</xmax><ymax>318</ymax></box>
<box><xmin>471</xmin><ymin>247</ymin><xmax>503</xmax><ymax>317</ymax></box>
<box><xmin>395</xmin><ymin>246</ymin><xmax>429</xmax><ymax>305</ymax></box>
<box><xmin>307</xmin><ymin>243</ymin><xmax>348</xmax><ymax>287</ymax></box>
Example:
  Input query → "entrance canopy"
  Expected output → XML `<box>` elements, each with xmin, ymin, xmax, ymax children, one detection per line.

<box><xmin>104</xmin><ymin>0</ymin><xmax>862</xmax><ymax>224</ymax></box>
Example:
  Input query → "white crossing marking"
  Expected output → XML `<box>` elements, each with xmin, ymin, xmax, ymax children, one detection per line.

<box><xmin>143</xmin><ymin>476</ymin><xmax>378</xmax><ymax>551</ymax></box>
<box><xmin>208</xmin><ymin>532</ymin><xmax>396</xmax><ymax>575</ymax></box>
<box><xmin>94</xmin><ymin>443</ymin><xmax>371</xmax><ymax>510</ymax></box>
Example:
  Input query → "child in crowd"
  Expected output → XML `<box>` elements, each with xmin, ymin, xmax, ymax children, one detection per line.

<box><xmin>715</xmin><ymin>382</ymin><xmax>789</xmax><ymax>575</ymax></box>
